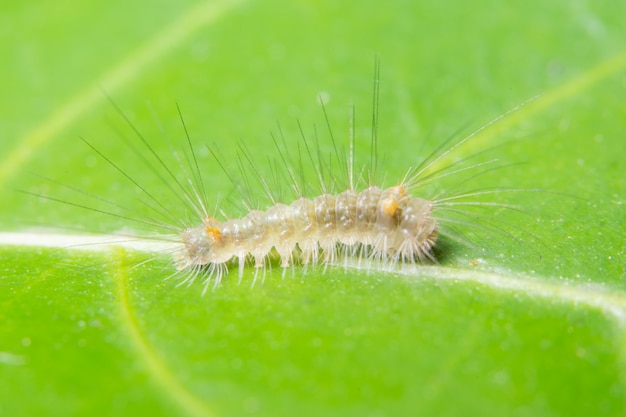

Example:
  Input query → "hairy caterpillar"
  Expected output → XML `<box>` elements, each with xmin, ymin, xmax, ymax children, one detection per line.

<box><xmin>36</xmin><ymin>65</ymin><xmax>534</xmax><ymax>291</ymax></box>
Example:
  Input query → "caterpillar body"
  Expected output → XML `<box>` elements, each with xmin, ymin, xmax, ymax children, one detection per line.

<box><xmin>39</xmin><ymin>68</ymin><xmax>533</xmax><ymax>290</ymax></box>
<box><xmin>167</xmin><ymin>105</ymin><xmax>526</xmax><ymax>287</ymax></box>
<box><xmin>179</xmin><ymin>185</ymin><xmax>437</xmax><ymax>274</ymax></box>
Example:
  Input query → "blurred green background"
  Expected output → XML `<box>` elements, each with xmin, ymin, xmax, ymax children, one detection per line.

<box><xmin>1</xmin><ymin>0</ymin><xmax>625</xmax><ymax>416</ymax></box>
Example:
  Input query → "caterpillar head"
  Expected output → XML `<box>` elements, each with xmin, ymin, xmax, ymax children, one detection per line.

<box><xmin>177</xmin><ymin>217</ymin><xmax>223</xmax><ymax>269</ymax></box>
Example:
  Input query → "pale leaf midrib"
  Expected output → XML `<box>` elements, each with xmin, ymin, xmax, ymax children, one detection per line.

<box><xmin>2</xmin><ymin>231</ymin><xmax>625</xmax><ymax>323</ymax></box>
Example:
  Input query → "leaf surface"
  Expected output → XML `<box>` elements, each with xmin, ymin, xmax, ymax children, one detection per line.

<box><xmin>1</xmin><ymin>0</ymin><xmax>625</xmax><ymax>416</ymax></box>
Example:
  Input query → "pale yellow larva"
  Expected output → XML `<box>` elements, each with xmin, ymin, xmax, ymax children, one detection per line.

<box><xmin>165</xmin><ymin>90</ymin><xmax>532</xmax><ymax>288</ymax></box>
<box><xmin>177</xmin><ymin>185</ymin><xmax>437</xmax><ymax>277</ymax></box>
<box><xmin>33</xmin><ymin>65</ymin><xmax>535</xmax><ymax>292</ymax></box>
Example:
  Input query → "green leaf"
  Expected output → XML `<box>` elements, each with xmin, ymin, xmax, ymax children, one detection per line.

<box><xmin>1</xmin><ymin>0</ymin><xmax>625</xmax><ymax>416</ymax></box>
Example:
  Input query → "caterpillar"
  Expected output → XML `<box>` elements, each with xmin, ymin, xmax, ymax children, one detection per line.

<box><xmin>38</xmin><ymin>65</ymin><xmax>533</xmax><ymax>291</ymax></box>
<box><xmin>173</xmin><ymin>132</ymin><xmax>509</xmax><ymax>287</ymax></box>
<box><xmin>180</xmin><ymin>185</ymin><xmax>437</xmax><ymax>274</ymax></box>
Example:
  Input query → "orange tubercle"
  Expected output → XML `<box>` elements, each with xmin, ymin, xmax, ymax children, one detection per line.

<box><xmin>203</xmin><ymin>217</ymin><xmax>223</xmax><ymax>241</ymax></box>
<box><xmin>205</xmin><ymin>226</ymin><xmax>223</xmax><ymax>241</ymax></box>
<box><xmin>382</xmin><ymin>199</ymin><xmax>399</xmax><ymax>216</ymax></box>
